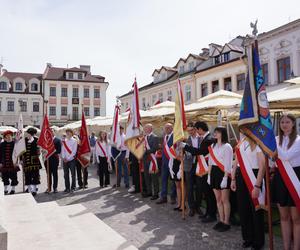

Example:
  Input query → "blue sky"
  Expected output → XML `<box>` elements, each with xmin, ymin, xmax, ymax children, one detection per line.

<box><xmin>1</xmin><ymin>0</ymin><xmax>299</xmax><ymax>115</ymax></box>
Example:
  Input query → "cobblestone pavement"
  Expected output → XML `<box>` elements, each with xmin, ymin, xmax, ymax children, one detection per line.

<box><xmin>13</xmin><ymin>164</ymin><xmax>283</xmax><ymax>250</ymax></box>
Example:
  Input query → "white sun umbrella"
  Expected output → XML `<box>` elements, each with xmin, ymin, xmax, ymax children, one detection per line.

<box><xmin>284</xmin><ymin>76</ymin><xmax>300</xmax><ymax>85</ymax></box>
<box><xmin>0</xmin><ymin>126</ymin><xmax>17</xmax><ymax>133</ymax></box>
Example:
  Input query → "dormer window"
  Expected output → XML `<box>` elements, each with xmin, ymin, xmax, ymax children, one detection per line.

<box><xmin>189</xmin><ymin>62</ymin><xmax>194</xmax><ymax>71</ymax></box>
<box><xmin>179</xmin><ymin>65</ymin><xmax>184</xmax><ymax>74</ymax></box>
<box><xmin>223</xmin><ymin>52</ymin><xmax>230</xmax><ymax>62</ymax></box>
<box><xmin>78</xmin><ymin>73</ymin><xmax>83</xmax><ymax>80</ymax></box>
<box><xmin>15</xmin><ymin>82</ymin><xmax>23</xmax><ymax>91</ymax></box>
<box><xmin>31</xmin><ymin>83</ymin><xmax>39</xmax><ymax>92</ymax></box>
<box><xmin>214</xmin><ymin>56</ymin><xmax>220</xmax><ymax>65</ymax></box>
<box><xmin>0</xmin><ymin>81</ymin><xmax>8</xmax><ymax>90</ymax></box>
<box><xmin>68</xmin><ymin>72</ymin><xmax>74</xmax><ymax>79</ymax></box>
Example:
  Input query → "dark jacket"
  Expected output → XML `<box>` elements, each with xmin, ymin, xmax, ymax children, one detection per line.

<box><xmin>49</xmin><ymin>137</ymin><xmax>62</xmax><ymax>165</ymax></box>
<box><xmin>143</xmin><ymin>133</ymin><xmax>159</xmax><ymax>167</ymax></box>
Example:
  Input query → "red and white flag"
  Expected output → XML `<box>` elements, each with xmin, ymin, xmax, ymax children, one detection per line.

<box><xmin>77</xmin><ymin>111</ymin><xmax>91</xmax><ymax>168</ymax></box>
<box><xmin>12</xmin><ymin>114</ymin><xmax>26</xmax><ymax>164</ymax></box>
<box><xmin>37</xmin><ymin>114</ymin><xmax>55</xmax><ymax>159</ymax></box>
<box><xmin>111</xmin><ymin>104</ymin><xmax>121</xmax><ymax>148</ymax></box>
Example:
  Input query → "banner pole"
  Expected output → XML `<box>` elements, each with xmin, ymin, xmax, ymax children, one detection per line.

<box><xmin>181</xmin><ymin>148</ymin><xmax>185</xmax><ymax>220</ymax></box>
<box><xmin>115</xmin><ymin>159</ymin><xmax>118</xmax><ymax>188</ymax></box>
<box><xmin>265</xmin><ymin>155</ymin><xmax>273</xmax><ymax>250</ymax></box>
<box><xmin>139</xmin><ymin>160</ymin><xmax>143</xmax><ymax>194</ymax></box>
<box><xmin>47</xmin><ymin>159</ymin><xmax>50</xmax><ymax>193</ymax></box>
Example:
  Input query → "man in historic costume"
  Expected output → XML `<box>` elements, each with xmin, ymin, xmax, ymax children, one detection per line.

<box><xmin>62</xmin><ymin>129</ymin><xmax>78</xmax><ymax>193</ymax></box>
<box><xmin>0</xmin><ymin>130</ymin><xmax>19</xmax><ymax>195</ymax></box>
<box><xmin>142</xmin><ymin>123</ymin><xmax>159</xmax><ymax>200</ymax></box>
<box><xmin>23</xmin><ymin>127</ymin><xmax>42</xmax><ymax>196</ymax></box>
<box><xmin>45</xmin><ymin>129</ymin><xmax>61</xmax><ymax>193</ymax></box>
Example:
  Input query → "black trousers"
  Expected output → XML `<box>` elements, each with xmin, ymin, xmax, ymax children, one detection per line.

<box><xmin>2</xmin><ymin>171</ymin><xmax>18</xmax><ymax>186</ymax></box>
<box><xmin>186</xmin><ymin>165</ymin><xmax>202</xmax><ymax>210</ymax></box>
<box><xmin>196</xmin><ymin>174</ymin><xmax>217</xmax><ymax>218</ymax></box>
<box><xmin>63</xmin><ymin>159</ymin><xmax>76</xmax><ymax>190</ymax></box>
<box><xmin>47</xmin><ymin>158</ymin><xmax>59</xmax><ymax>190</ymax></box>
<box><xmin>236</xmin><ymin>168</ymin><xmax>264</xmax><ymax>249</ymax></box>
<box><xmin>98</xmin><ymin>156</ymin><xmax>110</xmax><ymax>187</ymax></box>
<box><xmin>25</xmin><ymin>169</ymin><xmax>40</xmax><ymax>185</ymax></box>
<box><xmin>130</xmin><ymin>156</ymin><xmax>140</xmax><ymax>192</ymax></box>
<box><xmin>76</xmin><ymin>160</ymin><xmax>88</xmax><ymax>187</ymax></box>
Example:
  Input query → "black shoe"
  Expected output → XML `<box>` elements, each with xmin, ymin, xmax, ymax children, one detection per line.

<box><xmin>71</xmin><ymin>188</ymin><xmax>76</xmax><ymax>193</ymax></box>
<box><xmin>201</xmin><ymin>216</ymin><xmax>216</xmax><ymax>223</ymax></box>
<box><xmin>150</xmin><ymin>195</ymin><xmax>159</xmax><ymax>200</ymax></box>
<box><xmin>84</xmin><ymin>186</ymin><xmax>88</xmax><ymax>189</ymax></box>
<box><xmin>217</xmin><ymin>223</ymin><xmax>231</xmax><ymax>232</ymax></box>
<box><xmin>45</xmin><ymin>189</ymin><xmax>51</xmax><ymax>194</ymax></box>
<box><xmin>189</xmin><ymin>209</ymin><xmax>195</xmax><ymax>217</ymax></box>
<box><xmin>213</xmin><ymin>222</ymin><xmax>224</xmax><ymax>231</ymax></box>
<box><xmin>100</xmin><ymin>185</ymin><xmax>104</xmax><ymax>188</ymax></box>
<box><xmin>53</xmin><ymin>189</ymin><xmax>58</xmax><ymax>193</ymax></box>
<box><xmin>25</xmin><ymin>188</ymin><xmax>29</xmax><ymax>193</ymax></box>
<box><xmin>173</xmin><ymin>206</ymin><xmax>181</xmax><ymax>211</ymax></box>
<box><xmin>242</xmin><ymin>241</ymin><xmax>252</xmax><ymax>248</ymax></box>
<box><xmin>9</xmin><ymin>190</ymin><xmax>15</xmax><ymax>195</ymax></box>
<box><xmin>4</xmin><ymin>190</ymin><xmax>8</xmax><ymax>195</ymax></box>
<box><xmin>142</xmin><ymin>193</ymin><xmax>152</xmax><ymax>198</ymax></box>
<box><xmin>64</xmin><ymin>189</ymin><xmax>70</xmax><ymax>193</ymax></box>
<box><xmin>77</xmin><ymin>186</ymin><xmax>83</xmax><ymax>190</ymax></box>
<box><xmin>32</xmin><ymin>192</ymin><xmax>37</xmax><ymax>197</ymax></box>
<box><xmin>156</xmin><ymin>198</ymin><xmax>167</xmax><ymax>204</ymax></box>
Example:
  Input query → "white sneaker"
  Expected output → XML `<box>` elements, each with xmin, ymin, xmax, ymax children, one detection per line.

<box><xmin>128</xmin><ymin>186</ymin><xmax>135</xmax><ymax>193</ymax></box>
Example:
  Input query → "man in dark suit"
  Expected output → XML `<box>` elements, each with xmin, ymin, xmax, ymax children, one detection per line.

<box><xmin>143</xmin><ymin>123</ymin><xmax>159</xmax><ymax>200</ymax></box>
<box><xmin>182</xmin><ymin>121</ymin><xmax>217</xmax><ymax>223</ymax></box>
<box><xmin>45</xmin><ymin>129</ymin><xmax>61</xmax><ymax>193</ymax></box>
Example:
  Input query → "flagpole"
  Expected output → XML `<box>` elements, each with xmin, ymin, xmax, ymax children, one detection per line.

<box><xmin>181</xmin><ymin>148</ymin><xmax>185</xmax><ymax>220</ymax></box>
<box><xmin>139</xmin><ymin>160</ymin><xmax>143</xmax><ymax>194</ymax></box>
<box><xmin>18</xmin><ymin>100</ymin><xmax>25</xmax><ymax>193</ymax></box>
<box><xmin>47</xmin><ymin>159</ymin><xmax>51</xmax><ymax>193</ymax></box>
<box><xmin>115</xmin><ymin>160</ymin><xmax>118</xmax><ymax>188</ymax></box>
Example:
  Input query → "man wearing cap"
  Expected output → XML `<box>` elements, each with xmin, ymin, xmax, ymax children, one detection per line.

<box><xmin>24</xmin><ymin>127</ymin><xmax>42</xmax><ymax>196</ymax></box>
<box><xmin>0</xmin><ymin>131</ymin><xmax>19</xmax><ymax>195</ymax></box>
<box><xmin>61</xmin><ymin>128</ymin><xmax>78</xmax><ymax>193</ymax></box>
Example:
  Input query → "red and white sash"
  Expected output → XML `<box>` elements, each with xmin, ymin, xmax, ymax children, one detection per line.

<box><xmin>97</xmin><ymin>141</ymin><xmax>108</xmax><ymax>160</ymax></box>
<box><xmin>276</xmin><ymin>158</ymin><xmax>300</xmax><ymax>212</ymax></box>
<box><xmin>235</xmin><ymin>141</ymin><xmax>266</xmax><ymax>209</ymax></box>
<box><xmin>145</xmin><ymin>136</ymin><xmax>158</xmax><ymax>174</ymax></box>
<box><xmin>163</xmin><ymin>135</ymin><xmax>176</xmax><ymax>160</ymax></box>
<box><xmin>195</xmin><ymin>155</ymin><xmax>209</xmax><ymax>177</ymax></box>
<box><xmin>208</xmin><ymin>146</ymin><xmax>231</xmax><ymax>178</ymax></box>
<box><xmin>62</xmin><ymin>140</ymin><xmax>73</xmax><ymax>157</ymax></box>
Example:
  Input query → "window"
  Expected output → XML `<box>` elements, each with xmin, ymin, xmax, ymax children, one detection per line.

<box><xmin>78</xmin><ymin>73</ymin><xmax>83</xmax><ymax>80</ymax></box>
<box><xmin>237</xmin><ymin>73</ymin><xmax>246</xmax><ymax>91</ymax></box>
<box><xmin>125</xmin><ymin>102</ymin><xmax>129</xmax><ymax>109</ymax></box>
<box><xmin>224</xmin><ymin>77</ymin><xmax>232</xmax><ymax>91</ymax></box>
<box><xmin>152</xmin><ymin>94</ymin><xmax>157</xmax><ymax>105</ymax></box>
<box><xmin>69</xmin><ymin>72</ymin><xmax>74</xmax><ymax>79</ymax></box>
<box><xmin>49</xmin><ymin>107</ymin><xmax>56</xmax><ymax>116</ymax></box>
<box><xmin>277</xmin><ymin>57</ymin><xmax>290</xmax><ymax>83</ymax></box>
<box><xmin>167</xmin><ymin>90</ymin><xmax>172</xmax><ymax>101</ymax></box>
<box><xmin>94</xmin><ymin>89</ymin><xmax>100</xmax><ymax>98</ymax></box>
<box><xmin>0</xmin><ymin>81</ymin><xmax>7</xmax><ymax>90</ymax></box>
<box><xmin>158</xmin><ymin>93</ymin><xmax>163</xmax><ymax>102</ymax></box>
<box><xmin>94</xmin><ymin>107</ymin><xmax>100</xmax><ymax>116</ymax></box>
<box><xmin>72</xmin><ymin>107</ymin><xmax>79</xmax><ymax>120</ymax></box>
<box><xmin>72</xmin><ymin>87</ymin><xmax>79</xmax><ymax>98</ymax></box>
<box><xmin>61</xmin><ymin>87</ymin><xmax>68</xmax><ymax>97</ymax></box>
<box><xmin>84</xmin><ymin>107</ymin><xmax>90</xmax><ymax>116</ymax></box>
<box><xmin>142</xmin><ymin>97</ymin><xmax>146</xmax><ymax>109</ymax></box>
<box><xmin>261</xmin><ymin>63</ymin><xmax>269</xmax><ymax>85</ymax></box>
<box><xmin>7</xmin><ymin>101</ymin><xmax>14</xmax><ymax>112</ymax></box>
<box><xmin>179</xmin><ymin>65</ymin><xmax>184</xmax><ymax>74</ymax></box>
<box><xmin>33</xmin><ymin>102</ymin><xmax>39</xmax><ymax>112</ymax></box>
<box><xmin>50</xmin><ymin>87</ymin><xmax>56</xmax><ymax>96</ymax></box>
<box><xmin>15</xmin><ymin>82</ymin><xmax>23</xmax><ymax>91</ymax></box>
<box><xmin>223</xmin><ymin>52</ymin><xmax>230</xmax><ymax>62</ymax></box>
<box><xmin>84</xmin><ymin>88</ymin><xmax>89</xmax><ymax>98</ymax></box>
<box><xmin>185</xmin><ymin>85</ymin><xmax>191</xmax><ymax>102</ymax></box>
<box><xmin>189</xmin><ymin>62</ymin><xmax>195</xmax><ymax>71</ymax></box>
<box><xmin>212</xmin><ymin>80</ymin><xmax>219</xmax><ymax>93</ymax></box>
<box><xmin>31</xmin><ymin>83</ymin><xmax>38</xmax><ymax>91</ymax></box>
<box><xmin>214</xmin><ymin>56</ymin><xmax>220</xmax><ymax>65</ymax></box>
<box><xmin>61</xmin><ymin>106</ymin><xmax>67</xmax><ymax>116</ymax></box>
<box><xmin>20</xmin><ymin>101</ymin><xmax>27</xmax><ymax>112</ymax></box>
<box><xmin>201</xmin><ymin>83</ymin><xmax>208</xmax><ymax>97</ymax></box>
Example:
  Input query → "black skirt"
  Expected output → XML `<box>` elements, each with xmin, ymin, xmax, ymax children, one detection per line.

<box><xmin>170</xmin><ymin>159</ymin><xmax>182</xmax><ymax>182</ymax></box>
<box><xmin>210</xmin><ymin>165</ymin><xmax>231</xmax><ymax>190</ymax></box>
<box><xmin>272</xmin><ymin>166</ymin><xmax>300</xmax><ymax>207</ymax></box>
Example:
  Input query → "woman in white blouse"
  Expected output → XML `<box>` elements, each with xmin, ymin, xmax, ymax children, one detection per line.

<box><xmin>208</xmin><ymin>126</ymin><xmax>233</xmax><ymax>232</ymax></box>
<box><xmin>95</xmin><ymin>131</ymin><xmax>111</xmax><ymax>188</ymax></box>
<box><xmin>273</xmin><ymin>114</ymin><xmax>300</xmax><ymax>250</ymax></box>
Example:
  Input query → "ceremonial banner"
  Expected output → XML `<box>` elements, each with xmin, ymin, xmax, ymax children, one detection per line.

<box><xmin>77</xmin><ymin>111</ymin><xmax>91</xmax><ymax>167</ymax></box>
<box><xmin>238</xmin><ymin>42</ymin><xmax>277</xmax><ymax>158</ymax></box>
<box><xmin>111</xmin><ymin>104</ymin><xmax>121</xmax><ymax>148</ymax></box>
<box><xmin>12</xmin><ymin>114</ymin><xmax>26</xmax><ymax>164</ymax></box>
<box><xmin>173</xmin><ymin>79</ymin><xmax>187</xmax><ymax>144</ymax></box>
<box><xmin>125</xmin><ymin>78</ymin><xmax>145</xmax><ymax>160</ymax></box>
<box><xmin>37</xmin><ymin>114</ymin><xmax>55</xmax><ymax>159</ymax></box>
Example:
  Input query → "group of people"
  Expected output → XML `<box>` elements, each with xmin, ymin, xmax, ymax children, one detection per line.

<box><xmin>0</xmin><ymin>113</ymin><xmax>299</xmax><ymax>250</ymax></box>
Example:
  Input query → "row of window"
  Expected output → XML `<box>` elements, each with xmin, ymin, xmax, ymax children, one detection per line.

<box><xmin>261</xmin><ymin>57</ymin><xmax>291</xmax><ymax>84</ymax></box>
<box><xmin>0</xmin><ymin>101</ymin><xmax>40</xmax><ymax>112</ymax></box>
<box><xmin>50</xmin><ymin>87</ymin><xmax>100</xmax><ymax>98</ymax></box>
<box><xmin>67</xmin><ymin>72</ymin><xmax>84</xmax><ymax>80</ymax></box>
<box><xmin>214</xmin><ymin>52</ymin><xmax>230</xmax><ymax>65</ymax></box>
<box><xmin>49</xmin><ymin>106</ymin><xmax>100</xmax><ymax>117</ymax></box>
<box><xmin>0</xmin><ymin>82</ymin><xmax>39</xmax><ymax>92</ymax></box>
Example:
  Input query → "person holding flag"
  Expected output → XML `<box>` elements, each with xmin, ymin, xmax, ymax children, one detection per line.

<box><xmin>0</xmin><ymin>131</ymin><xmax>19</xmax><ymax>195</ymax></box>
<box><xmin>273</xmin><ymin>114</ymin><xmax>300</xmax><ymax>250</ymax></box>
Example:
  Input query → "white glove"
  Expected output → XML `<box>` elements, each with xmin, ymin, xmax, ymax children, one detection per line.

<box><xmin>176</xmin><ymin>169</ymin><xmax>181</xmax><ymax>180</ymax></box>
<box><xmin>207</xmin><ymin>174</ymin><xmax>211</xmax><ymax>185</ymax></box>
<box><xmin>181</xmin><ymin>142</ymin><xmax>187</xmax><ymax>148</ymax></box>
<box><xmin>220</xmin><ymin>176</ymin><xmax>228</xmax><ymax>189</ymax></box>
<box><xmin>169</xmin><ymin>165</ymin><xmax>175</xmax><ymax>179</ymax></box>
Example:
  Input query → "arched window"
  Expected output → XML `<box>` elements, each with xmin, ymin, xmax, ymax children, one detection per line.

<box><xmin>15</xmin><ymin>82</ymin><xmax>23</xmax><ymax>91</ymax></box>
<box><xmin>0</xmin><ymin>81</ymin><xmax>7</xmax><ymax>90</ymax></box>
<box><xmin>31</xmin><ymin>83</ymin><xmax>39</xmax><ymax>91</ymax></box>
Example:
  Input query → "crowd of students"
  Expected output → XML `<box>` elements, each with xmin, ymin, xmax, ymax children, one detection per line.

<box><xmin>0</xmin><ymin>113</ymin><xmax>299</xmax><ymax>250</ymax></box>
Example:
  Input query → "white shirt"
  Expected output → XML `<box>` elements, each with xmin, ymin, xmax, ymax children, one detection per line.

<box><xmin>276</xmin><ymin>135</ymin><xmax>300</xmax><ymax>167</ymax></box>
<box><xmin>95</xmin><ymin>141</ymin><xmax>111</xmax><ymax>161</ymax></box>
<box><xmin>209</xmin><ymin>143</ymin><xmax>233</xmax><ymax>173</ymax></box>
<box><xmin>191</xmin><ymin>135</ymin><xmax>199</xmax><ymax>148</ymax></box>
<box><xmin>61</xmin><ymin>137</ymin><xmax>78</xmax><ymax>161</ymax></box>
<box><xmin>242</xmin><ymin>140</ymin><xmax>262</xmax><ymax>169</ymax></box>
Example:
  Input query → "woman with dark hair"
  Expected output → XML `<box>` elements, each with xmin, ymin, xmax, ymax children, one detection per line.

<box><xmin>208</xmin><ymin>126</ymin><xmax>233</xmax><ymax>232</ymax></box>
<box><xmin>95</xmin><ymin>131</ymin><xmax>111</xmax><ymax>188</ymax></box>
<box><xmin>273</xmin><ymin>114</ymin><xmax>300</xmax><ymax>250</ymax></box>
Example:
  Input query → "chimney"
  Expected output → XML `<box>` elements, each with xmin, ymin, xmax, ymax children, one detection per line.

<box><xmin>80</xmin><ymin>65</ymin><xmax>91</xmax><ymax>74</ymax></box>
<box><xmin>0</xmin><ymin>64</ymin><xmax>3</xmax><ymax>76</ymax></box>
<box><xmin>47</xmin><ymin>63</ymin><xmax>52</xmax><ymax>68</ymax></box>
